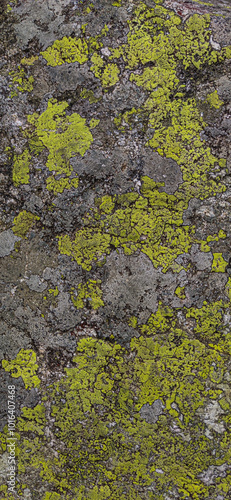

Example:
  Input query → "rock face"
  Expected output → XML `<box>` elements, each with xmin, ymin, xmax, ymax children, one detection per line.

<box><xmin>1</xmin><ymin>1</ymin><xmax>231</xmax><ymax>499</ymax></box>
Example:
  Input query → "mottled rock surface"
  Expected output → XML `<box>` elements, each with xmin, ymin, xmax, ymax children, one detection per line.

<box><xmin>1</xmin><ymin>0</ymin><xmax>231</xmax><ymax>499</ymax></box>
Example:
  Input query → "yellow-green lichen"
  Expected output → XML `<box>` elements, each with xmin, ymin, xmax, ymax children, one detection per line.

<box><xmin>200</xmin><ymin>229</ymin><xmax>227</xmax><ymax>251</ymax></box>
<box><xmin>4</xmin><ymin>4</ymin><xmax>231</xmax><ymax>498</ymax></box>
<box><xmin>41</xmin><ymin>37</ymin><xmax>88</xmax><ymax>66</ymax></box>
<box><xmin>42</xmin><ymin>493</ymin><xmax>61</xmax><ymax>500</ymax></box>
<box><xmin>212</xmin><ymin>253</ymin><xmax>228</xmax><ymax>272</ymax></box>
<box><xmin>2</xmin><ymin>349</ymin><xmax>40</xmax><ymax>389</ymax></box>
<box><xmin>46</xmin><ymin>175</ymin><xmax>79</xmax><ymax>194</ymax></box>
<box><xmin>88</xmin><ymin>25</ymin><xmax>109</xmax><ymax>53</ymax></box>
<box><xmin>12</xmin><ymin>210</ymin><xmax>40</xmax><ymax>238</ymax></box>
<box><xmin>90</xmin><ymin>53</ymin><xmax>120</xmax><ymax>88</ymax></box>
<box><xmin>17</xmin><ymin>404</ymin><xmax>46</xmax><ymax>435</ymax></box>
<box><xmin>128</xmin><ymin>316</ymin><xmax>138</xmax><ymax>328</ymax></box>
<box><xmin>27</xmin><ymin>99</ymin><xmax>93</xmax><ymax>184</ymax></box>
<box><xmin>58</xmin><ymin>176</ymin><xmax>195</xmax><ymax>272</ymax></box>
<box><xmin>112</xmin><ymin>3</ymin><xmax>230</xmax><ymax>202</ymax></box>
<box><xmin>80</xmin><ymin>88</ymin><xmax>101</xmax><ymax>103</ymax></box>
<box><xmin>49</xmin><ymin>287</ymin><xmax>59</xmax><ymax>297</ymax></box>
<box><xmin>12</xmin><ymin>149</ymin><xmax>30</xmax><ymax>186</ymax></box>
<box><xmin>185</xmin><ymin>299</ymin><xmax>228</xmax><ymax>344</ymax></box>
<box><xmin>21</xmin><ymin>55</ymin><xmax>39</xmax><ymax>66</ymax></box>
<box><xmin>9</xmin><ymin>66</ymin><xmax>34</xmax><ymax>97</ymax></box>
<box><xmin>206</xmin><ymin>90</ymin><xmax>224</xmax><ymax>108</ymax></box>
<box><xmin>175</xmin><ymin>286</ymin><xmax>186</xmax><ymax>299</ymax></box>
<box><xmin>0</xmin><ymin>484</ymin><xmax>16</xmax><ymax>500</ymax></box>
<box><xmin>13</xmin><ymin>304</ymin><xmax>231</xmax><ymax>498</ymax></box>
<box><xmin>58</xmin><ymin>229</ymin><xmax>111</xmax><ymax>271</ymax></box>
<box><xmin>89</xmin><ymin>118</ymin><xmax>100</xmax><ymax>129</ymax></box>
<box><xmin>71</xmin><ymin>280</ymin><xmax>104</xmax><ymax>310</ymax></box>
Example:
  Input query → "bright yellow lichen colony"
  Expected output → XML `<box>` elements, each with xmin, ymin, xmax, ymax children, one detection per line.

<box><xmin>2</xmin><ymin>1</ymin><xmax>231</xmax><ymax>499</ymax></box>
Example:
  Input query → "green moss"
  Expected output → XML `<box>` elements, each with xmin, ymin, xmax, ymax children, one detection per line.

<box><xmin>71</xmin><ymin>280</ymin><xmax>104</xmax><ymax>310</ymax></box>
<box><xmin>12</xmin><ymin>210</ymin><xmax>40</xmax><ymax>238</ymax></box>
<box><xmin>206</xmin><ymin>90</ymin><xmax>224</xmax><ymax>108</ymax></box>
<box><xmin>212</xmin><ymin>253</ymin><xmax>228</xmax><ymax>272</ymax></box>
<box><xmin>41</xmin><ymin>36</ymin><xmax>88</xmax><ymax>66</ymax></box>
<box><xmin>27</xmin><ymin>99</ymin><xmax>93</xmax><ymax>184</ymax></box>
<box><xmin>12</xmin><ymin>149</ymin><xmax>30</xmax><ymax>186</ymax></box>
<box><xmin>2</xmin><ymin>349</ymin><xmax>40</xmax><ymax>389</ymax></box>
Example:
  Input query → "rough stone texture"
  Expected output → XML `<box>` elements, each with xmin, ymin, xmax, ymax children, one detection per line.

<box><xmin>1</xmin><ymin>0</ymin><xmax>231</xmax><ymax>499</ymax></box>
<box><xmin>0</xmin><ymin>230</ymin><xmax>20</xmax><ymax>257</ymax></box>
<box><xmin>140</xmin><ymin>400</ymin><xmax>165</xmax><ymax>424</ymax></box>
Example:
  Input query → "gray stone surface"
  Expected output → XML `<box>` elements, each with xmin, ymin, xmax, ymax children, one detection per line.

<box><xmin>0</xmin><ymin>229</ymin><xmax>20</xmax><ymax>257</ymax></box>
<box><xmin>140</xmin><ymin>400</ymin><xmax>165</xmax><ymax>424</ymax></box>
<box><xmin>102</xmin><ymin>250</ymin><xmax>159</xmax><ymax>323</ymax></box>
<box><xmin>142</xmin><ymin>149</ymin><xmax>183</xmax><ymax>194</ymax></box>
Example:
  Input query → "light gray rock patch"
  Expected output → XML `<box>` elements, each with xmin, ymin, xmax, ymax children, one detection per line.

<box><xmin>217</xmin><ymin>76</ymin><xmax>231</xmax><ymax>101</ymax></box>
<box><xmin>26</xmin><ymin>274</ymin><xmax>47</xmax><ymax>293</ymax></box>
<box><xmin>140</xmin><ymin>400</ymin><xmax>165</xmax><ymax>424</ymax></box>
<box><xmin>201</xmin><ymin>400</ymin><xmax>225</xmax><ymax>435</ymax></box>
<box><xmin>102</xmin><ymin>250</ymin><xmax>160</xmax><ymax>323</ymax></box>
<box><xmin>198</xmin><ymin>463</ymin><xmax>228</xmax><ymax>486</ymax></box>
<box><xmin>0</xmin><ymin>230</ymin><xmax>20</xmax><ymax>258</ymax></box>
<box><xmin>13</xmin><ymin>0</ymin><xmax>74</xmax><ymax>49</ymax></box>
<box><xmin>190</xmin><ymin>244</ymin><xmax>213</xmax><ymax>271</ymax></box>
<box><xmin>142</xmin><ymin>149</ymin><xmax>183</xmax><ymax>194</ymax></box>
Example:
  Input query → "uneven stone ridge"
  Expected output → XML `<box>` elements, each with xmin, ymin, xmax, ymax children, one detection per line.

<box><xmin>1</xmin><ymin>0</ymin><xmax>231</xmax><ymax>498</ymax></box>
